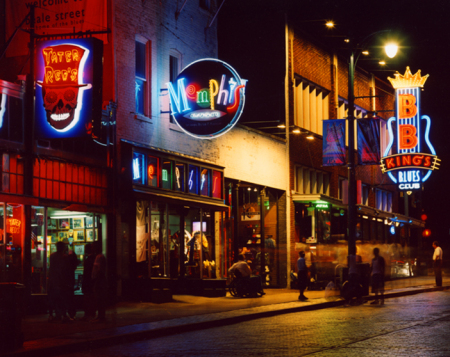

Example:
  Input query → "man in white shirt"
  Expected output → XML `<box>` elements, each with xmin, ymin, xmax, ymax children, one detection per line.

<box><xmin>228</xmin><ymin>254</ymin><xmax>252</xmax><ymax>278</ymax></box>
<box><xmin>432</xmin><ymin>241</ymin><xmax>443</xmax><ymax>287</ymax></box>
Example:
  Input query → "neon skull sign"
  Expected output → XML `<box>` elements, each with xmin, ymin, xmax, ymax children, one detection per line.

<box><xmin>37</xmin><ymin>44</ymin><xmax>91</xmax><ymax>132</ymax></box>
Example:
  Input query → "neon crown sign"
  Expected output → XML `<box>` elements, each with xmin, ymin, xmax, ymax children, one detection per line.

<box><xmin>167</xmin><ymin>58</ymin><xmax>247</xmax><ymax>139</ymax></box>
<box><xmin>380</xmin><ymin>67</ymin><xmax>440</xmax><ymax>190</ymax></box>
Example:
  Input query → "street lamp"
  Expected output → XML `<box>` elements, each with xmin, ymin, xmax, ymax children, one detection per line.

<box><xmin>347</xmin><ymin>34</ymin><xmax>398</xmax><ymax>261</ymax></box>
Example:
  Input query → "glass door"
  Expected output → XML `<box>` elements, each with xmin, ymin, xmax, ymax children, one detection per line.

<box><xmin>31</xmin><ymin>206</ymin><xmax>46</xmax><ymax>293</ymax></box>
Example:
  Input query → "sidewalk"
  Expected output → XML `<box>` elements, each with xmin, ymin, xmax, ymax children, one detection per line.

<box><xmin>6</xmin><ymin>275</ymin><xmax>450</xmax><ymax>356</ymax></box>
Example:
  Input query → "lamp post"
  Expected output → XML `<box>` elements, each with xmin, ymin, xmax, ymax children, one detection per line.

<box><xmin>346</xmin><ymin>33</ymin><xmax>398</xmax><ymax>261</ymax></box>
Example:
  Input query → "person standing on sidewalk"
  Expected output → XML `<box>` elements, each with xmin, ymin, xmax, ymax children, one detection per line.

<box><xmin>91</xmin><ymin>241</ymin><xmax>107</xmax><ymax>322</ymax></box>
<box><xmin>432</xmin><ymin>241</ymin><xmax>443</xmax><ymax>287</ymax></box>
<box><xmin>297</xmin><ymin>251</ymin><xmax>308</xmax><ymax>301</ymax></box>
<box><xmin>370</xmin><ymin>247</ymin><xmax>385</xmax><ymax>305</ymax></box>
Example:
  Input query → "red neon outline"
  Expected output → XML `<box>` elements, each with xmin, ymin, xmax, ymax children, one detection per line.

<box><xmin>227</xmin><ymin>85</ymin><xmax>245</xmax><ymax>112</ymax></box>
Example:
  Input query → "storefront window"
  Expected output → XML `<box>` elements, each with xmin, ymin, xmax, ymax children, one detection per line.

<box><xmin>174</xmin><ymin>163</ymin><xmax>185</xmax><ymax>192</ymax></box>
<box><xmin>0</xmin><ymin>204</ymin><xmax>4</xmax><ymax>281</ymax></box>
<box><xmin>4</xmin><ymin>204</ymin><xmax>23</xmax><ymax>282</ymax></box>
<box><xmin>200</xmin><ymin>168</ymin><xmax>210</xmax><ymax>196</ymax></box>
<box><xmin>147</xmin><ymin>156</ymin><xmax>159</xmax><ymax>187</ymax></box>
<box><xmin>188</xmin><ymin>165</ymin><xmax>199</xmax><ymax>194</ymax></box>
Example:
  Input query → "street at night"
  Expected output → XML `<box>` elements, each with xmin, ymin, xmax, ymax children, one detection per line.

<box><xmin>62</xmin><ymin>291</ymin><xmax>450</xmax><ymax>357</ymax></box>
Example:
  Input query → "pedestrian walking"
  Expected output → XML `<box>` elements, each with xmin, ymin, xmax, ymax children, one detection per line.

<box><xmin>48</xmin><ymin>242</ymin><xmax>69</xmax><ymax>322</ymax></box>
<box><xmin>91</xmin><ymin>241</ymin><xmax>107</xmax><ymax>322</ymax></box>
<box><xmin>297</xmin><ymin>251</ymin><xmax>308</xmax><ymax>301</ymax></box>
<box><xmin>370</xmin><ymin>247</ymin><xmax>385</xmax><ymax>305</ymax></box>
<box><xmin>81</xmin><ymin>243</ymin><xmax>96</xmax><ymax>321</ymax></box>
<box><xmin>432</xmin><ymin>241</ymin><xmax>443</xmax><ymax>287</ymax></box>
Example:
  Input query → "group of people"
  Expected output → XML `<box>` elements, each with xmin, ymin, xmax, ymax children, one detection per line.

<box><xmin>296</xmin><ymin>247</ymin><xmax>386</xmax><ymax>304</ymax></box>
<box><xmin>48</xmin><ymin>240</ymin><xmax>106</xmax><ymax>322</ymax></box>
<box><xmin>296</xmin><ymin>240</ymin><xmax>444</xmax><ymax>304</ymax></box>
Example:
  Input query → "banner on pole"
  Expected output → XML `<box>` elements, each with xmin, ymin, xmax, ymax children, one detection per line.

<box><xmin>323</xmin><ymin>119</ymin><xmax>346</xmax><ymax>166</ymax></box>
<box><xmin>357</xmin><ymin>118</ymin><xmax>381</xmax><ymax>165</ymax></box>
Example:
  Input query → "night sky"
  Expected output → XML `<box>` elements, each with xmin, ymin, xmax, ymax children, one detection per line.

<box><xmin>219</xmin><ymin>0</ymin><xmax>450</xmax><ymax>249</ymax></box>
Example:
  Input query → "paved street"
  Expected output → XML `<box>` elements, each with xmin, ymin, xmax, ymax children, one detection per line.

<box><xmin>63</xmin><ymin>291</ymin><xmax>450</xmax><ymax>357</ymax></box>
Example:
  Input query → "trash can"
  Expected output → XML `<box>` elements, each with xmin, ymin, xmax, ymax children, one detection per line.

<box><xmin>0</xmin><ymin>283</ymin><xmax>26</xmax><ymax>350</ymax></box>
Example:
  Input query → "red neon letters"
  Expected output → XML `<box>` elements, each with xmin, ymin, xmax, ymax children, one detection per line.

<box><xmin>399</xmin><ymin>94</ymin><xmax>417</xmax><ymax>119</ymax></box>
<box><xmin>399</xmin><ymin>124</ymin><xmax>418</xmax><ymax>150</ymax></box>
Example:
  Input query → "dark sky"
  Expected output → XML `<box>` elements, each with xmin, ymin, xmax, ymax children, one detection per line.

<box><xmin>219</xmin><ymin>0</ymin><xmax>450</xmax><ymax>242</ymax></box>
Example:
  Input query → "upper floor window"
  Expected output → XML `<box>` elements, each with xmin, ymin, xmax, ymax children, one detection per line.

<box><xmin>361</xmin><ymin>183</ymin><xmax>369</xmax><ymax>206</ymax></box>
<box><xmin>135</xmin><ymin>40</ymin><xmax>151</xmax><ymax>117</ymax></box>
<box><xmin>294</xmin><ymin>77</ymin><xmax>329</xmax><ymax>135</ymax></box>
<box><xmin>295</xmin><ymin>166</ymin><xmax>330</xmax><ymax>196</ymax></box>
<box><xmin>375</xmin><ymin>189</ymin><xmax>393</xmax><ymax>212</ymax></box>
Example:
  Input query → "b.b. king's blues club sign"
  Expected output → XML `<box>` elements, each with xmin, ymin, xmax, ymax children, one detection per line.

<box><xmin>380</xmin><ymin>67</ymin><xmax>440</xmax><ymax>190</ymax></box>
<box><xmin>167</xmin><ymin>58</ymin><xmax>247</xmax><ymax>139</ymax></box>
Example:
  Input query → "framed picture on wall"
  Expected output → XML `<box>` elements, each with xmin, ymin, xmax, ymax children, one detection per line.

<box><xmin>74</xmin><ymin>230</ymin><xmax>85</xmax><ymax>242</ymax></box>
<box><xmin>59</xmin><ymin>219</ymin><xmax>70</xmax><ymax>229</ymax></box>
<box><xmin>85</xmin><ymin>216</ymin><xmax>93</xmax><ymax>228</ymax></box>
<box><xmin>86</xmin><ymin>229</ymin><xmax>94</xmax><ymax>242</ymax></box>
<box><xmin>49</xmin><ymin>233</ymin><xmax>57</xmax><ymax>243</ymax></box>
<box><xmin>47</xmin><ymin>219</ymin><xmax>57</xmax><ymax>230</ymax></box>
<box><xmin>58</xmin><ymin>231</ymin><xmax>68</xmax><ymax>241</ymax></box>
<box><xmin>72</xmin><ymin>218</ymin><xmax>84</xmax><ymax>229</ymax></box>
<box><xmin>74</xmin><ymin>244</ymin><xmax>85</xmax><ymax>256</ymax></box>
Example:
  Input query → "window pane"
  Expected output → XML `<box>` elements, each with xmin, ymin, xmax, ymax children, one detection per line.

<box><xmin>147</xmin><ymin>156</ymin><xmax>159</xmax><ymax>187</ymax></box>
<box><xmin>174</xmin><ymin>163</ymin><xmax>185</xmax><ymax>192</ymax></box>
<box><xmin>161</xmin><ymin>160</ymin><xmax>172</xmax><ymax>189</ymax></box>
<box><xmin>188</xmin><ymin>165</ymin><xmax>199</xmax><ymax>194</ymax></box>
<box><xmin>212</xmin><ymin>170</ymin><xmax>222</xmax><ymax>199</ymax></box>
<box><xmin>200</xmin><ymin>168</ymin><xmax>210</xmax><ymax>196</ymax></box>
<box><xmin>170</xmin><ymin>56</ymin><xmax>178</xmax><ymax>82</ymax></box>
<box><xmin>135</xmin><ymin>78</ymin><xmax>144</xmax><ymax>115</ymax></box>
<box><xmin>135</xmin><ymin>41</ymin><xmax>146</xmax><ymax>79</ymax></box>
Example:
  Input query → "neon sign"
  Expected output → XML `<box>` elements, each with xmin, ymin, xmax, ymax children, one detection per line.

<box><xmin>7</xmin><ymin>218</ymin><xmax>21</xmax><ymax>234</ymax></box>
<box><xmin>380</xmin><ymin>67</ymin><xmax>440</xmax><ymax>190</ymax></box>
<box><xmin>167</xmin><ymin>59</ymin><xmax>246</xmax><ymax>139</ymax></box>
<box><xmin>35</xmin><ymin>38</ymin><xmax>103</xmax><ymax>139</ymax></box>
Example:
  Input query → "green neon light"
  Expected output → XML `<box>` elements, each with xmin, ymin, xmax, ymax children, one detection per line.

<box><xmin>162</xmin><ymin>169</ymin><xmax>168</xmax><ymax>181</ymax></box>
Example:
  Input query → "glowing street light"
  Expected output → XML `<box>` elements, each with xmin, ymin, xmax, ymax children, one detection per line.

<box><xmin>385</xmin><ymin>43</ymin><xmax>398</xmax><ymax>58</ymax></box>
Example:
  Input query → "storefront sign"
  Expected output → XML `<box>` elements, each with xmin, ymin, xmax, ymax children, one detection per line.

<box><xmin>380</xmin><ymin>67</ymin><xmax>440</xmax><ymax>190</ymax></box>
<box><xmin>132</xmin><ymin>151</ymin><xmax>224</xmax><ymax>200</ymax></box>
<box><xmin>35</xmin><ymin>38</ymin><xmax>103</xmax><ymax>139</ymax></box>
<box><xmin>167</xmin><ymin>58</ymin><xmax>247</xmax><ymax>139</ymax></box>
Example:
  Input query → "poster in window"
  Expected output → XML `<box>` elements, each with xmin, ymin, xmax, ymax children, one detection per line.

<box><xmin>86</xmin><ymin>230</ymin><xmax>94</xmax><ymax>242</ymax></box>
<box><xmin>74</xmin><ymin>230</ymin><xmax>85</xmax><ymax>242</ymax></box>
<box><xmin>72</xmin><ymin>218</ymin><xmax>84</xmax><ymax>229</ymax></box>
<box><xmin>47</xmin><ymin>219</ymin><xmax>57</xmax><ymax>230</ymax></box>
<box><xmin>74</xmin><ymin>244</ymin><xmax>85</xmax><ymax>256</ymax></box>
<box><xmin>59</xmin><ymin>219</ymin><xmax>70</xmax><ymax>229</ymax></box>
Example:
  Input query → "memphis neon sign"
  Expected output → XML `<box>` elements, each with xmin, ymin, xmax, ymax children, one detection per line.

<box><xmin>167</xmin><ymin>58</ymin><xmax>246</xmax><ymax>139</ymax></box>
<box><xmin>380</xmin><ymin>67</ymin><xmax>440</xmax><ymax>190</ymax></box>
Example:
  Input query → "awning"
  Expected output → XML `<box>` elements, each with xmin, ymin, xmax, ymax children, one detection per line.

<box><xmin>133</xmin><ymin>188</ymin><xmax>229</xmax><ymax>212</ymax></box>
<box><xmin>291</xmin><ymin>193</ymin><xmax>345</xmax><ymax>208</ymax></box>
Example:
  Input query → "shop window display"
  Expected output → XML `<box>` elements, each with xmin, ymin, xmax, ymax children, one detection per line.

<box><xmin>135</xmin><ymin>201</ymin><xmax>223</xmax><ymax>280</ymax></box>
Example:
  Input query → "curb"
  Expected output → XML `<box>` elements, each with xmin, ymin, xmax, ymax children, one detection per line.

<box><xmin>5</xmin><ymin>285</ymin><xmax>450</xmax><ymax>357</ymax></box>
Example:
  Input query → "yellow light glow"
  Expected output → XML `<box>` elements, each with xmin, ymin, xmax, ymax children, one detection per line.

<box><xmin>292</xmin><ymin>128</ymin><xmax>301</xmax><ymax>134</ymax></box>
<box><xmin>379</xmin><ymin>61</ymin><xmax>386</xmax><ymax>65</ymax></box>
<box><xmin>384</xmin><ymin>43</ymin><xmax>398</xmax><ymax>58</ymax></box>
<box><xmin>387</xmin><ymin>66</ymin><xmax>429</xmax><ymax>89</ymax></box>
<box><xmin>362</xmin><ymin>50</ymin><xmax>369</xmax><ymax>55</ymax></box>
<box><xmin>306</xmin><ymin>135</ymin><xmax>314</xmax><ymax>140</ymax></box>
<box><xmin>325</xmin><ymin>21</ymin><xmax>334</xmax><ymax>28</ymax></box>
<box><xmin>277</xmin><ymin>124</ymin><xmax>286</xmax><ymax>128</ymax></box>
<box><xmin>344</xmin><ymin>39</ymin><xmax>350</xmax><ymax>43</ymax></box>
